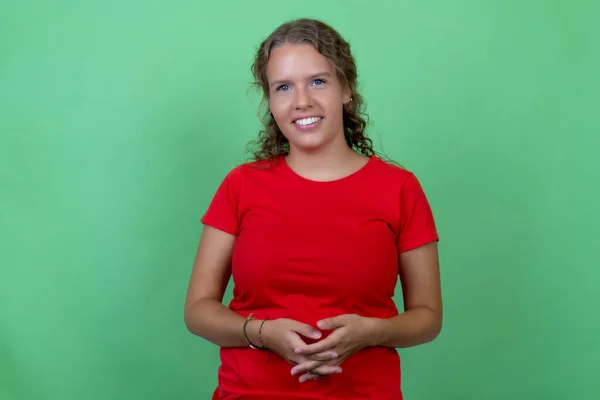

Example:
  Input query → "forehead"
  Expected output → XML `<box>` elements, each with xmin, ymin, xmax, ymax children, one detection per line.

<box><xmin>266</xmin><ymin>42</ymin><xmax>335</xmax><ymax>82</ymax></box>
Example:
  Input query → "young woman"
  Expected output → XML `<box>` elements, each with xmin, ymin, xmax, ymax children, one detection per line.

<box><xmin>184</xmin><ymin>18</ymin><xmax>442</xmax><ymax>400</ymax></box>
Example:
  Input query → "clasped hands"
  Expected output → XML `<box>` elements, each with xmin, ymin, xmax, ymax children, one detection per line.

<box><xmin>260</xmin><ymin>314</ymin><xmax>377</xmax><ymax>383</ymax></box>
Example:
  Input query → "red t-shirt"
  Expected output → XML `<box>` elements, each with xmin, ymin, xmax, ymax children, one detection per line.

<box><xmin>201</xmin><ymin>155</ymin><xmax>439</xmax><ymax>400</ymax></box>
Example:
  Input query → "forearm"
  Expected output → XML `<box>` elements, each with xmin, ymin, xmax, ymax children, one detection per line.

<box><xmin>369</xmin><ymin>306</ymin><xmax>442</xmax><ymax>348</ymax></box>
<box><xmin>184</xmin><ymin>298</ymin><xmax>260</xmax><ymax>348</ymax></box>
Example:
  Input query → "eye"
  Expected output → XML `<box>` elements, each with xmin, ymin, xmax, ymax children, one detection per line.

<box><xmin>312</xmin><ymin>79</ymin><xmax>326</xmax><ymax>86</ymax></box>
<box><xmin>277</xmin><ymin>84</ymin><xmax>291</xmax><ymax>92</ymax></box>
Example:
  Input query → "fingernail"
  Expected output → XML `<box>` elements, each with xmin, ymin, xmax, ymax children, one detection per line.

<box><xmin>330</xmin><ymin>352</ymin><xmax>338</xmax><ymax>358</ymax></box>
<box><xmin>313</xmin><ymin>331</ymin><xmax>321</xmax><ymax>338</ymax></box>
<box><xmin>336</xmin><ymin>368</ymin><xmax>343</xmax><ymax>373</ymax></box>
<box><xmin>291</xmin><ymin>368</ymin><xmax>297</xmax><ymax>375</ymax></box>
<box><xmin>295</xmin><ymin>348</ymin><xmax>302</xmax><ymax>354</ymax></box>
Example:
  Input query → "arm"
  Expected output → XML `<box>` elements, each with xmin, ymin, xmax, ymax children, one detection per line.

<box><xmin>183</xmin><ymin>225</ymin><xmax>262</xmax><ymax>348</ymax></box>
<box><xmin>185</xmin><ymin>225</ymin><xmax>331</xmax><ymax>370</ymax></box>
<box><xmin>369</xmin><ymin>240</ymin><xmax>443</xmax><ymax>348</ymax></box>
<box><xmin>291</xmin><ymin>240</ymin><xmax>442</xmax><ymax>381</ymax></box>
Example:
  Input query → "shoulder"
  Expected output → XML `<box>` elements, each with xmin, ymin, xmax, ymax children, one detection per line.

<box><xmin>217</xmin><ymin>156</ymin><xmax>283</xmax><ymax>187</ymax></box>
<box><xmin>369</xmin><ymin>156</ymin><xmax>417</xmax><ymax>187</ymax></box>
<box><xmin>227</xmin><ymin>157</ymin><xmax>282</xmax><ymax>178</ymax></box>
<box><xmin>238</xmin><ymin>156</ymin><xmax>281</xmax><ymax>171</ymax></box>
<box><xmin>367</xmin><ymin>156</ymin><xmax>435</xmax><ymax>206</ymax></box>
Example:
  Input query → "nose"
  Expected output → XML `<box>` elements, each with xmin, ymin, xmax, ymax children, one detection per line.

<box><xmin>294</xmin><ymin>87</ymin><xmax>313</xmax><ymax>110</ymax></box>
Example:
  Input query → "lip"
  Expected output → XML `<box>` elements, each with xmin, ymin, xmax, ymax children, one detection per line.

<box><xmin>293</xmin><ymin>115</ymin><xmax>323</xmax><ymax>122</ymax></box>
<box><xmin>292</xmin><ymin>116</ymin><xmax>324</xmax><ymax>132</ymax></box>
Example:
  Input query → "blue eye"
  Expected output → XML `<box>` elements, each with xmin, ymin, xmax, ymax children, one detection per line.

<box><xmin>312</xmin><ymin>79</ymin><xmax>326</xmax><ymax>86</ymax></box>
<box><xmin>277</xmin><ymin>84</ymin><xmax>290</xmax><ymax>92</ymax></box>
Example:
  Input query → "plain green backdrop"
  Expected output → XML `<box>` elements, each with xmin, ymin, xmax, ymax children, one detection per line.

<box><xmin>1</xmin><ymin>0</ymin><xmax>599</xmax><ymax>399</ymax></box>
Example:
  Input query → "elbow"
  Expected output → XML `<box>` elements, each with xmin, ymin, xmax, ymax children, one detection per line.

<box><xmin>428</xmin><ymin>324</ymin><xmax>442</xmax><ymax>343</ymax></box>
<box><xmin>183</xmin><ymin>306</ymin><xmax>193</xmax><ymax>333</ymax></box>
<box><xmin>183</xmin><ymin>310</ymin><xmax>193</xmax><ymax>333</ymax></box>
<box><xmin>426</xmin><ymin>309</ymin><xmax>443</xmax><ymax>343</ymax></box>
<box><xmin>183</xmin><ymin>299</ymin><xmax>201</xmax><ymax>334</ymax></box>
<box><xmin>183</xmin><ymin>297</ymin><xmax>216</xmax><ymax>336</ymax></box>
<box><xmin>409</xmin><ymin>305</ymin><xmax>442</xmax><ymax>345</ymax></box>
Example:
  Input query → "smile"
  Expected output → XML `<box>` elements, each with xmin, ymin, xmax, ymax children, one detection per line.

<box><xmin>294</xmin><ymin>116</ymin><xmax>323</xmax><ymax>126</ymax></box>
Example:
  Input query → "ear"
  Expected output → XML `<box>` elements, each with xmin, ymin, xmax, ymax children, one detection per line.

<box><xmin>342</xmin><ymin>86</ymin><xmax>352</xmax><ymax>105</ymax></box>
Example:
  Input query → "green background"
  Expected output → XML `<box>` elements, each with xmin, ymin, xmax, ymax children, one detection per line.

<box><xmin>1</xmin><ymin>1</ymin><xmax>598</xmax><ymax>399</ymax></box>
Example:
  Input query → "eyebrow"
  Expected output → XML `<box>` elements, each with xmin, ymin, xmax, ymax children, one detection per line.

<box><xmin>269</xmin><ymin>72</ymin><xmax>333</xmax><ymax>88</ymax></box>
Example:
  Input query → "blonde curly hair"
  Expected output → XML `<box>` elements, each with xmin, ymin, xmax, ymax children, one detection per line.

<box><xmin>246</xmin><ymin>18</ymin><xmax>392</xmax><ymax>163</ymax></box>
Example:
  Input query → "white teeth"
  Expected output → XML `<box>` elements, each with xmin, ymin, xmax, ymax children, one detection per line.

<box><xmin>295</xmin><ymin>117</ymin><xmax>322</xmax><ymax>126</ymax></box>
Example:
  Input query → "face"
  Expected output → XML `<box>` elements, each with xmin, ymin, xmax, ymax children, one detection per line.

<box><xmin>265</xmin><ymin>42</ymin><xmax>351</xmax><ymax>153</ymax></box>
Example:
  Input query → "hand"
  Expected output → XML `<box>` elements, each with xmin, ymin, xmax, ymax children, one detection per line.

<box><xmin>290</xmin><ymin>314</ymin><xmax>378</xmax><ymax>382</ymax></box>
<box><xmin>259</xmin><ymin>318</ymin><xmax>339</xmax><ymax>370</ymax></box>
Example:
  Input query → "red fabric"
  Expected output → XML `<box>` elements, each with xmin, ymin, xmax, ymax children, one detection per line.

<box><xmin>201</xmin><ymin>155</ymin><xmax>439</xmax><ymax>399</ymax></box>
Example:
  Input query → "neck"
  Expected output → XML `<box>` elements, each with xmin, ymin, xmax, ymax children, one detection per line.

<box><xmin>285</xmin><ymin>142</ymin><xmax>369</xmax><ymax>182</ymax></box>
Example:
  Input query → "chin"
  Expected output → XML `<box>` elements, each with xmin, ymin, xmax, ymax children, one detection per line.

<box><xmin>288</xmin><ymin>137</ymin><xmax>330</xmax><ymax>153</ymax></box>
<box><xmin>282</xmin><ymin>126</ymin><xmax>340</xmax><ymax>153</ymax></box>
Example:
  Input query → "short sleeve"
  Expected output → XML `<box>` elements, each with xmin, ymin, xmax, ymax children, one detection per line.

<box><xmin>200</xmin><ymin>167</ymin><xmax>242</xmax><ymax>236</ymax></box>
<box><xmin>397</xmin><ymin>173</ymin><xmax>439</xmax><ymax>253</ymax></box>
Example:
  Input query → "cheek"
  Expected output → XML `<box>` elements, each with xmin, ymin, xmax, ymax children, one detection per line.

<box><xmin>318</xmin><ymin>91</ymin><xmax>343</xmax><ymax>111</ymax></box>
<box><xmin>269</xmin><ymin>100</ymin><xmax>295</xmax><ymax>131</ymax></box>
<box><xmin>269</xmin><ymin>97</ymin><xmax>288</xmax><ymax>118</ymax></box>
<box><xmin>271</xmin><ymin>112</ymin><xmax>288</xmax><ymax>132</ymax></box>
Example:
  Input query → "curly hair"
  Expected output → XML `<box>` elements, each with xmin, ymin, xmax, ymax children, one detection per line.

<box><xmin>246</xmin><ymin>18</ymin><xmax>392</xmax><ymax>163</ymax></box>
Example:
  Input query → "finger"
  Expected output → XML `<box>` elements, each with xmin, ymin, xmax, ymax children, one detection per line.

<box><xmin>310</xmin><ymin>364</ymin><xmax>343</xmax><ymax>377</ymax></box>
<box><xmin>287</xmin><ymin>332</ymin><xmax>309</xmax><ymax>349</ymax></box>
<box><xmin>317</xmin><ymin>315</ymin><xmax>348</xmax><ymax>330</ymax></box>
<box><xmin>291</xmin><ymin>322</ymin><xmax>322</xmax><ymax>341</ymax></box>
<box><xmin>311</xmin><ymin>350</ymin><xmax>338</xmax><ymax>361</ymax></box>
<box><xmin>299</xmin><ymin>372</ymin><xmax>325</xmax><ymax>383</ymax></box>
<box><xmin>291</xmin><ymin>360</ymin><xmax>323</xmax><ymax>376</ymax></box>
<box><xmin>295</xmin><ymin>332</ymin><xmax>341</xmax><ymax>355</ymax></box>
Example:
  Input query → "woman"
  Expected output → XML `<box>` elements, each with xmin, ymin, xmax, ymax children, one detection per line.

<box><xmin>184</xmin><ymin>18</ymin><xmax>442</xmax><ymax>400</ymax></box>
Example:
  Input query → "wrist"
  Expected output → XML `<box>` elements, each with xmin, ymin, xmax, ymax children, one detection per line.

<box><xmin>365</xmin><ymin>317</ymin><xmax>387</xmax><ymax>347</ymax></box>
<box><xmin>245</xmin><ymin>319</ymin><xmax>269</xmax><ymax>349</ymax></box>
<box><xmin>243</xmin><ymin>319</ymin><xmax>260</xmax><ymax>348</ymax></box>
